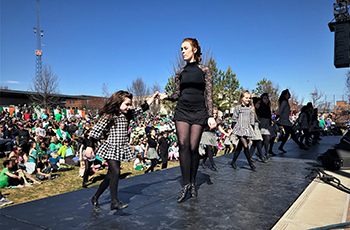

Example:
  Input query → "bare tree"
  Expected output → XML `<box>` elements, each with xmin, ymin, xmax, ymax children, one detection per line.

<box><xmin>310</xmin><ymin>86</ymin><xmax>325</xmax><ymax>109</ymax></box>
<box><xmin>102</xmin><ymin>82</ymin><xmax>111</xmax><ymax>100</ymax></box>
<box><xmin>28</xmin><ymin>64</ymin><xmax>61</xmax><ymax>109</ymax></box>
<box><xmin>127</xmin><ymin>77</ymin><xmax>150</xmax><ymax>107</ymax></box>
<box><xmin>288</xmin><ymin>88</ymin><xmax>304</xmax><ymax>111</ymax></box>
<box><xmin>319</xmin><ymin>95</ymin><xmax>333</xmax><ymax>113</ymax></box>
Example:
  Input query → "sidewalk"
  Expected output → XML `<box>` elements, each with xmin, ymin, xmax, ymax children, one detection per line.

<box><xmin>0</xmin><ymin>136</ymin><xmax>346</xmax><ymax>230</ymax></box>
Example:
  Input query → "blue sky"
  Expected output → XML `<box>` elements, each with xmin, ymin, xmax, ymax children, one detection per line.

<box><xmin>1</xmin><ymin>0</ymin><xmax>348</xmax><ymax>104</ymax></box>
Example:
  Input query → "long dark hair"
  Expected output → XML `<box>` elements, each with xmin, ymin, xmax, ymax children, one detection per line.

<box><xmin>98</xmin><ymin>90</ymin><xmax>133</xmax><ymax>122</ymax></box>
<box><xmin>260</xmin><ymin>93</ymin><xmax>271</xmax><ymax>107</ymax></box>
<box><xmin>278</xmin><ymin>89</ymin><xmax>290</xmax><ymax>106</ymax></box>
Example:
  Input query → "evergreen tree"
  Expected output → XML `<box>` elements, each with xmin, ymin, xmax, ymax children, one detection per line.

<box><xmin>252</xmin><ymin>78</ymin><xmax>280</xmax><ymax>109</ymax></box>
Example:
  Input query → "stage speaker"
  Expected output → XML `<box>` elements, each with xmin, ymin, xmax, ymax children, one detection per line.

<box><xmin>335</xmin><ymin>140</ymin><xmax>350</xmax><ymax>169</ymax></box>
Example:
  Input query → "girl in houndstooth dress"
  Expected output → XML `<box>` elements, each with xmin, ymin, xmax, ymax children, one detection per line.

<box><xmin>85</xmin><ymin>90</ymin><xmax>158</xmax><ymax>212</ymax></box>
<box><xmin>230</xmin><ymin>90</ymin><xmax>257</xmax><ymax>171</ymax></box>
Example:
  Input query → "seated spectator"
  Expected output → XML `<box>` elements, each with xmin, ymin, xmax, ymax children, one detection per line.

<box><xmin>68</xmin><ymin>120</ymin><xmax>78</xmax><ymax>137</ymax></box>
<box><xmin>57</xmin><ymin>138</ymin><xmax>76</xmax><ymax>166</ymax></box>
<box><xmin>55</xmin><ymin>109</ymin><xmax>63</xmax><ymax>122</ymax></box>
<box><xmin>36</xmin><ymin>154</ymin><xmax>52</xmax><ymax>180</ymax></box>
<box><xmin>8</xmin><ymin>146</ymin><xmax>28</xmax><ymax>165</ymax></box>
<box><xmin>0</xmin><ymin>123</ymin><xmax>14</xmax><ymax>156</ymax></box>
<box><xmin>35</xmin><ymin>122</ymin><xmax>46</xmax><ymax>138</ymax></box>
<box><xmin>10</xmin><ymin>156</ymin><xmax>41</xmax><ymax>186</ymax></box>
<box><xmin>0</xmin><ymin>160</ymin><xmax>24</xmax><ymax>188</ymax></box>
<box><xmin>37</xmin><ymin>141</ymin><xmax>47</xmax><ymax>163</ymax></box>
<box><xmin>40</xmin><ymin>110</ymin><xmax>48</xmax><ymax>120</ymax></box>
<box><xmin>56</xmin><ymin>123</ymin><xmax>71</xmax><ymax>142</ymax></box>
<box><xmin>26</xmin><ymin>142</ymin><xmax>38</xmax><ymax>174</ymax></box>
<box><xmin>24</xmin><ymin>110</ymin><xmax>31</xmax><ymax>121</ymax></box>
<box><xmin>48</xmin><ymin>136</ymin><xmax>62</xmax><ymax>156</ymax></box>
<box><xmin>10</xmin><ymin>122</ymin><xmax>32</xmax><ymax>154</ymax></box>
<box><xmin>133</xmin><ymin>153</ymin><xmax>146</xmax><ymax>171</ymax></box>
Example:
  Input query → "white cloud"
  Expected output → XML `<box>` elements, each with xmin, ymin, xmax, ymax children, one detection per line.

<box><xmin>6</xmin><ymin>81</ymin><xmax>20</xmax><ymax>84</ymax></box>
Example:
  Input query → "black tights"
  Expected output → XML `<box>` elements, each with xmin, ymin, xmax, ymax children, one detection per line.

<box><xmin>279</xmin><ymin>126</ymin><xmax>302</xmax><ymax>149</ymax></box>
<box><xmin>94</xmin><ymin>160</ymin><xmax>120</xmax><ymax>201</ymax></box>
<box><xmin>232</xmin><ymin>136</ymin><xmax>252</xmax><ymax>165</ymax></box>
<box><xmin>145</xmin><ymin>159</ymin><xmax>157</xmax><ymax>173</ymax></box>
<box><xmin>83</xmin><ymin>159</ymin><xmax>93</xmax><ymax>183</ymax></box>
<box><xmin>250</xmin><ymin>140</ymin><xmax>263</xmax><ymax>158</ymax></box>
<box><xmin>175</xmin><ymin>121</ymin><xmax>203</xmax><ymax>186</ymax></box>
<box><xmin>262</xmin><ymin>134</ymin><xmax>270</xmax><ymax>155</ymax></box>
<box><xmin>202</xmin><ymin>145</ymin><xmax>215</xmax><ymax>166</ymax></box>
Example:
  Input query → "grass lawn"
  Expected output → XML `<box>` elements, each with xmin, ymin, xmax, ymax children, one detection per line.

<box><xmin>0</xmin><ymin>156</ymin><xmax>181</xmax><ymax>208</ymax></box>
<box><xmin>0</xmin><ymin>149</ymin><xmax>227</xmax><ymax>208</ymax></box>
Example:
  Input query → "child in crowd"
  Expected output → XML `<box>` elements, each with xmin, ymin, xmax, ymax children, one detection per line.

<box><xmin>36</xmin><ymin>154</ymin><xmax>52</xmax><ymax>180</ymax></box>
<box><xmin>223</xmin><ymin>128</ymin><xmax>233</xmax><ymax>154</ymax></box>
<box><xmin>168</xmin><ymin>142</ymin><xmax>179</xmax><ymax>161</ymax></box>
<box><xmin>25</xmin><ymin>142</ymin><xmax>38</xmax><ymax>174</ymax></box>
<box><xmin>133</xmin><ymin>153</ymin><xmax>146</xmax><ymax>171</ymax></box>
<box><xmin>57</xmin><ymin>139</ymin><xmax>76</xmax><ymax>166</ymax></box>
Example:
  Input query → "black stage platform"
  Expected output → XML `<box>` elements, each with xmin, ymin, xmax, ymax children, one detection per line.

<box><xmin>0</xmin><ymin>136</ymin><xmax>342</xmax><ymax>230</ymax></box>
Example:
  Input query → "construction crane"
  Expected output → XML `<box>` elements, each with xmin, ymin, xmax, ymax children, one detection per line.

<box><xmin>33</xmin><ymin>0</ymin><xmax>44</xmax><ymax>78</ymax></box>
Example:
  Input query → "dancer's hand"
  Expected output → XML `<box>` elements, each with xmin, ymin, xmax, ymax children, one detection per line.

<box><xmin>208</xmin><ymin>117</ymin><xmax>216</xmax><ymax>130</ymax></box>
<box><xmin>159</xmin><ymin>93</ymin><xmax>168</xmax><ymax>100</ymax></box>
<box><xmin>147</xmin><ymin>91</ymin><xmax>160</xmax><ymax>105</ymax></box>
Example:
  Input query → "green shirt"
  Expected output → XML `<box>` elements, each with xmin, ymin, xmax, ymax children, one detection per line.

<box><xmin>0</xmin><ymin>168</ymin><xmax>10</xmax><ymax>188</ymax></box>
<box><xmin>55</xmin><ymin>113</ymin><xmax>63</xmax><ymax>122</ymax></box>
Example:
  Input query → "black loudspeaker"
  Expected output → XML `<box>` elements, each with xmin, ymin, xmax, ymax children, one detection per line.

<box><xmin>336</xmin><ymin>148</ymin><xmax>350</xmax><ymax>169</ymax></box>
<box><xmin>320</xmin><ymin>130</ymin><xmax>350</xmax><ymax>170</ymax></box>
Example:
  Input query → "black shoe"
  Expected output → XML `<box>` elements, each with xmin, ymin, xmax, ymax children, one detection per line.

<box><xmin>110</xmin><ymin>199</ymin><xmax>128</xmax><ymax>211</ymax></box>
<box><xmin>257</xmin><ymin>153</ymin><xmax>267</xmax><ymax>162</ymax></box>
<box><xmin>212</xmin><ymin>164</ymin><xmax>219</xmax><ymax>171</ymax></box>
<box><xmin>249</xmin><ymin>163</ymin><xmax>257</xmax><ymax>172</ymax></box>
<box><xmin>278</xmin><ymin>147</ymin><xmax>287</xmax><ymax>153</ymax></box>
<box><xmin>201</xmin><ymin>162</ymin><xmax>207</xmax><ymax>169</ymax></box>
<box><xmin>230</xmin><ymin>161</ymin><xmax>237</xmax><ymax>169</ymax></box>
<box><xmin>82</xmin><ymin>181</ymin><xmax>88</xmax><ymax>188</ymax></box>
<box><xmin>269</xmin><ymin>151</ymin><xmax>277</xmax><ymax>156</ymax></box>
<box><xmin>300</xmin><ymin>145</ymin><xmax>308</xmax><ymax>150</ymax></box>
<box><xmin>190</xmin><ymin>183</ymin><xmax>197</xmax><ymax>198</ymax></box>
<box><xmin>91</xmin><ymin>196</ymin><xmax>101</xmax><ymax>212</ymax></box>
<box><xmin>177</xmin><ymin>184</ymin><xmax>191</xmax><ymax>203</ymax></box>
<box><xmin>250</xmin><ymin>158</ymin><xmax>256</xmax><ymax>163</ymax></box>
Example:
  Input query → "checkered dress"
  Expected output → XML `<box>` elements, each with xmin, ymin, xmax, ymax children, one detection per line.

<box><xmin>89</xmin><ymin>106</ymin><xmax>145</xmax><ymax>161</ymax></box>
<box><xmin>231</xmin><ymin>105</ymin><xmax>255</xmax><ymax>137</ymax></box>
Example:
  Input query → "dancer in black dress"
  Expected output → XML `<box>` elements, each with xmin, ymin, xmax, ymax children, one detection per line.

<box><xmin>160</xmin><ymin>38</ymin><xmax>216</xmax><ymax>202</ymax></box>
<box><xmin>85</xmin><ymin>90</ymin><xmax>158</xmax><ymax>212</ymax></box>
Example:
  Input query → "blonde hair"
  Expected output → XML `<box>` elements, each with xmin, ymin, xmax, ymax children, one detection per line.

<box><xmin>238</xmin><ymin>90</ymin><xmax>253</xmax><ymax>107</ymax></box>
